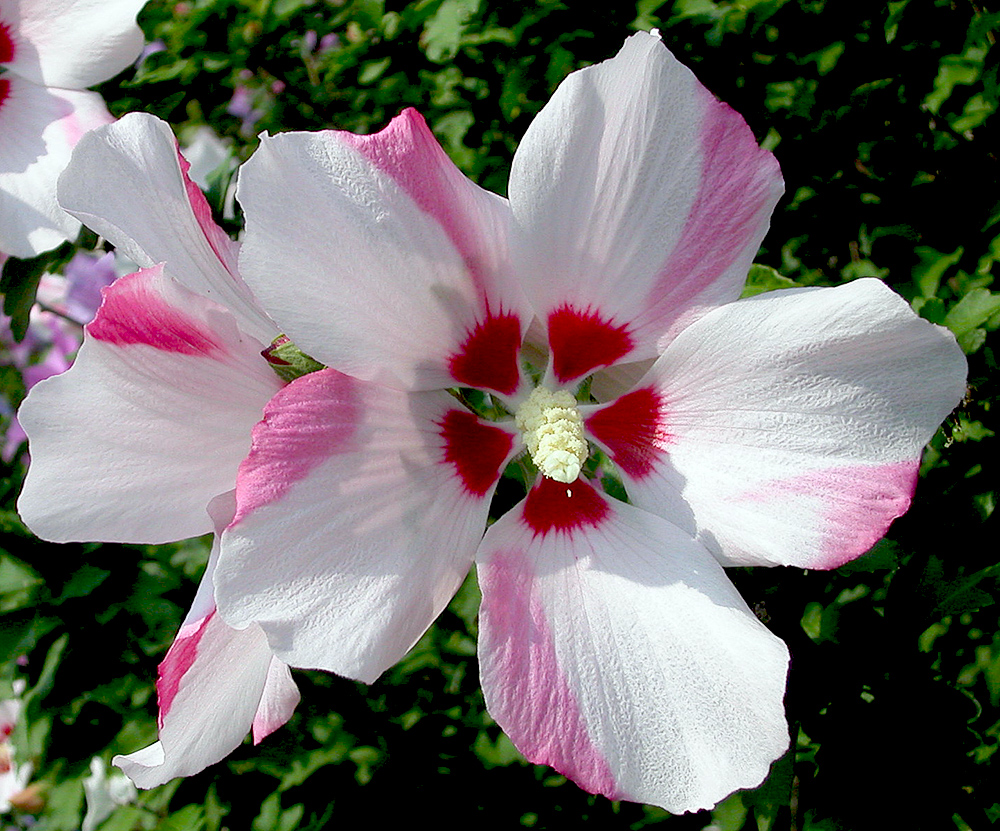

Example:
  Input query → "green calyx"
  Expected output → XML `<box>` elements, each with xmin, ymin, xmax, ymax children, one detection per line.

<box><xmin>262</xmin><ymin>334</ymin><xmax>326</xmax><ymax>383</ymax></box>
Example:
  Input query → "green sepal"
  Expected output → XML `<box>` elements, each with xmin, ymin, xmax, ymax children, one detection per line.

<box><xmin>262</xmin><ymin>335</ymin><xmax>326</xmax><ymax>383</ymax></box>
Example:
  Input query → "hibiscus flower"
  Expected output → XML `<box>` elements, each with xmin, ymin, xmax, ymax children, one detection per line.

<box><xmin>16</xmin><ymin>111</ymin><xmax>298</xmax><ymax>787</ymax></box>
<box><xmin>220</xmin><ymin>31</ymin><xmax>966</xmax><ymax>811</ymax></box>
<box><xmin>0</xmin><ymin>0</ymin><xmax>146</xmax><ymax>258</ymax></box>
<box><xmin>17</xmin><ymin>32</ymin><xmax>966</xmax><ymax>812</ymax></box>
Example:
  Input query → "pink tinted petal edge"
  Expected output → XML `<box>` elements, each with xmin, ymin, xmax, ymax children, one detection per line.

<box><xmin>480</xmin><ymin>548</ymin><xmax>619</xmax><ymax>798</ymax></box>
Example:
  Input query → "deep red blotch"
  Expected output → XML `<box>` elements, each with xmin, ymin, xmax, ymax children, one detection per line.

<box><xmin>0</xmin><ymin>78</ymin><xmax>9</xmax><ymax>113</ymax></box>
<box><xmin>439</xmin><ymin>409</ymin><xmax>513</xmax><ymax>497</ymax></box>
<box><xmin>448</xmin><ymin>313</ymin><xmax>522</xmax><ymax>396</ymax></box>
<box><xmin>548</xmin><ymin>305</ymin><xmax>633</xmax><ymax>384</ymax></box>
<box><xmin>585</xmin><ymin>387</ymin><xmax>670</xmax><ymax>479</ymax></box>
<box><xmin>522</xmin><ymin>476</ymin><xmax>610</xmax><ymax>536</ymax></box>
<box><xmin>0</xmin><ymin>21</ymin><xmax>14</xmax><ymax>64</ymax></box>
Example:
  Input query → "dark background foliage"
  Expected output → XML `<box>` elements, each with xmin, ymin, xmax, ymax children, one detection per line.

<box><xmin>2</xmin><ymin>1</ymin><xmax>998</xmax><ymax>829</ymax></box>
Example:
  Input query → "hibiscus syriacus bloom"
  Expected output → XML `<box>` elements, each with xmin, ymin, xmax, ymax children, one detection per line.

<box><xmin>0</xmin><ymin>0</ymin><xmax>145</xmax><ymax>257</ymax></box>
<box><xmin>19</xmin><ymin>32</ymin><xmax>967</xmax><ymax>812</ymax></box>
<box><xmin>16</xmin><ymin>112</ymin><xmax>298</xmax><ymax>787</ymax></box>
<box><xmin>216</xmin><ymin>32</ymin><xmax>966</xmax><ymax>811</ymax></box>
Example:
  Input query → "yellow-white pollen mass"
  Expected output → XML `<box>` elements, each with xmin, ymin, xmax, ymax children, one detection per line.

<box><xmin>514</xmin><ymin>386</ymin><xmax>588</xmax><ymax>484</ymax></box>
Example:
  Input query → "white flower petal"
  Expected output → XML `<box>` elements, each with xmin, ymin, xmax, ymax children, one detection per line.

<box><xmin>113</xmin><ymin>610</ymin><xmax>298</xmax><ymax>789</ymax></box>
<box><xmin>17</xmin><ymin>264</ymin><xmax>283</xmax><ymax>543</ymax></box>
<box><xmin>0</xmin><ymin>0</ymin><xmax>145</xmax><ymax>88</ymax></box>
<box><xmin>57</xmin><ymin>113</ymin><xmax>275</xmax><ymax>344</ymax></box>
<box><xmin>236</xmin><ymin>109</ymin><xmax>529</xmax><ymax>394</ymax></box>
<box><xmin>509</xmin><ymin>31</ymin><xmax>783</xmax><ymax>382</ymax></box>
<box><xmin>477</xmin><ymin>477</ymin><xmax>789</xmax><ymax>813</ymax></box>
<box><xmin>113</xmin><ymin>499</ymin><xmax>298</xmax><ymax>788</ymax></box>
<box><xmin>217</xmin><ymin>368</ymin><xmax>517</xmax><ymax>681</ymax></box>
<box><xmin>587</xmin><ymin>279</ymin><xmax>967</xmax><ymax>568</ymax></box>
<box><xmin>82</xmin><ymin>758</ymin><xmax>135</xmax><ymax>831</ymax></box>
<box><xmin>0</xmin><ymin>78</ymin><xmax>111</xmax><ymax>257</ymax></box>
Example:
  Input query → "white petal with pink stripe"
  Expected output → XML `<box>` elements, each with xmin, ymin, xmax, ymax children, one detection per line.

<box><xmin>236</xmin><ymin>111</ymin><xmax>531</xmax><ymax>395</ymax></box>
<box><xmin>0</xmin><ymin>0</ymin><xmax>145</xmax><ymax>257</ymax></box>
<box><xmin>509</xmin><ymin>31</ymin><xmax>783</xmax><ymax>381</ymax></box>
<box><xmin>17</xmin><ymin>265</ymin><xmax>284</xmax><ymax>543</ymax></box>
<box><xmin>115</xmin><ymin>521</ymin><xmax>299</xmax><ymax>789</ymax></box>
<box><xmin>587</xmin><ymin>279</ymin><xmax>968</xmax><ymax>569</ymax></box>
<box><xmin>57</xmin><ymin>113</ymin><xmax>276</xmax><ymax>345</ymax></box>
<box><xmin>217</xmin><ymin>369</ymin><xmax>519</xmax><ymax>681</ymax></box>
<box><xmin>477</xmin><ymin>478</ymin><xmax>789</xmax><ymax>812</ymax></box>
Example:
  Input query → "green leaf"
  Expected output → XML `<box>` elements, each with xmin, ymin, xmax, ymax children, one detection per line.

<box><xmin>951</xmin><ymin>417</ymin><xmax>995</xmax><ymax>442</ymax></box>
<box><xmin>0</xmin><ymin>609</ymin><xmax>59</xmax><ymax>664</ymax></box>
<box><xmin>913</xmin><ymin>245</ymin><xmax>962</xmax><ymax>297</ymax></box>
<box><xmin>253</xmin><ymin>794</ymin><xmax>303</xmax><ymax>831</ymax></box>
<box><xmin>944</xmin><ymin>286</ymin><xmax>1000</xmax><ymax>333</ymax></box>
<box><xmin>0</xmin><ymin>553</ymin><xmax>44</xmax><ymax>612</ymax></box>
<box><xmin>943</xmin><ymin>287</ymin><xmax>1000</xmax><ymax>352</ymax></box>
<box><xmin>837</xmin><ymin>539</ymin><xmax>901</xmax><ymax>573</ymax></box>
<box><xmin>913</xmin><ymin>295</ymin><xmax>947</xmax><ymax>324</ymax></box>
<box><xmin>0</xmin><ymin>255</ymin><xmax>47</xmax><ymax>342</ymax></box>
<box><xmin>740</xmin><ymin>263</ymin><xmax>797</xmax><ymax>297</ymax></box>
<box><xmin>52</xmin><ymin>564</ymin><xmax>112</xmax><ymax>605</ymax></box>
<box><xmin>706</xmin><ymin>792</ymin><xmax>749</xmax><ymax>831</ymax></box>
<box><xmin>741</xmin><ymin>747</ymin><xmax>794</xmax><ymax>829</ymax></box>
<box><xmin>922</xmin><ymin>557</ymin><xmax>999</xmax><ymax>618</ymax></box>
<box><xmin>32</xmin><ymin>777</ymin><xmax>85</xmax><ymax>831</ymax></box>
<box><xmin>0</xmin><ymin>509</ymin><xmax>32</xmax><ymax>536</ymax></box>
<box><xmin>422</xmin><ymin>0</ymin><xmax>480</xmax><ymax>62</ymax></box>
<box><xmin>97</xmin><ymin>806</ymin><xmax>149</xmax><ymax>831</ymax></box>
<box><xmin>473</xmin><ymin>729</ymin><xmax>524</xmax><ymax>768</ymax></box>
<box><xmin>23</xmin><ymin>633</ymin><xmax>69</xmax><ymax>707</ymax></box>
<box><xmin>159</xmin><ymin>805</ymin><xmax>206</xmax><ymax>831</ymax></box>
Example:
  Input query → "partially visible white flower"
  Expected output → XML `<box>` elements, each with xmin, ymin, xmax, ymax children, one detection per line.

<box><xmin>0</xmin><ymin>679</ymin><xmax>25</xmax><ymax>745</ymax></box>
<box><xmin>0</xmin><ymin>702</ymin><xmax>18</xmax><ymax>745</ymax></box>
<box><xmin>0</xmin><ymin>744</ymin><xmax>31</xmax><ymax>814</ymax></box>
<box><xmin>0</xmin><ymin>0</ymin><xmax>147</xmax><ymax>257</ymax></box>
<box><xmin>181</xmin><ymin>126</ymin><xmax>231</xmax><ymax>190</ymax></box>
<box><xmin>82</xmin><ymin>757</ymin><xmax>136</xmax><ymax>831</ymax></box>
<box><xmin>181</xmin><ymin>125</ymin><xmax>237</xmax><ymax>219</ymax></box>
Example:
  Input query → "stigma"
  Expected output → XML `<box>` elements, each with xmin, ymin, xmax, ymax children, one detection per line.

<box><xmin>515</xmin><ymin>386</ymin><xmax>588</xmax><ymax>484</ymax></box>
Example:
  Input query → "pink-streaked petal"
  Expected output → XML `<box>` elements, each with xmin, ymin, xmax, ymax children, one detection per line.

<box><xmin>447</xmin><ymin>311</ymin><xmax>523</xmax><ymax>397</ymax></box>
<box><xmin>477</xmin><ymin>480</ymin><xmax>789</xmax><ymax>813</ymax></box>
<box><xmin>0</xmin><ymin>0</ymin><xmax>145</xmax><ymax>88</ymax></box>
<box><xmin>236</xmin><ymin>112</ymin><xmax>530</xmax><ymax>393</ymax></box>
<box><xmin>114</xmin><ymin>611</ymin><xmax>298</xmax><ymax>789</ymax></box>
<box><xmin>17</xmin><ymin>265</ymin><xmax>284</xmax><ymax>544</ymax></box>
<box><xmin>0</xmin><ymin>79</ymin><xmax>111</xmax><ymax>258</ymax></box>
<box><xmin>617</xmin><ymin>279</ymin><xmax>967</xmax><ymax>569</ymax></box>
<box><xmin>217</xmin><ymin>369</ymin><xmax>518</xmax><ymax>681</ymax></box>
<box><xmin>114</xmin><ymin>518</ymin><xmax>298</xmax><ymax>789</ymax></box>
<box><xmin>251</xmin><ymin>659</ymin><xmax>299</xmax><ymax>744</ymax></box>
<box><xmin>509</xmin><ymin>31</ymin><xmax>782</xmax><ymax>371</ymax></box>
<box><xmin>57</xmin><ymin>113</ymin><xmax>275</xmax><ymax>344</ymax></box>
<box><xmin>521</xmin><ymin>476</ymin><xmax>610</xmax><ymax>534</ymax></box>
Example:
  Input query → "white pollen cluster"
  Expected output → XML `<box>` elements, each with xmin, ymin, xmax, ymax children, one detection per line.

<box><xmin>514</xmin><ymin>386</ymin><xmax>589</xmax><ymax>484</ymax></box>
